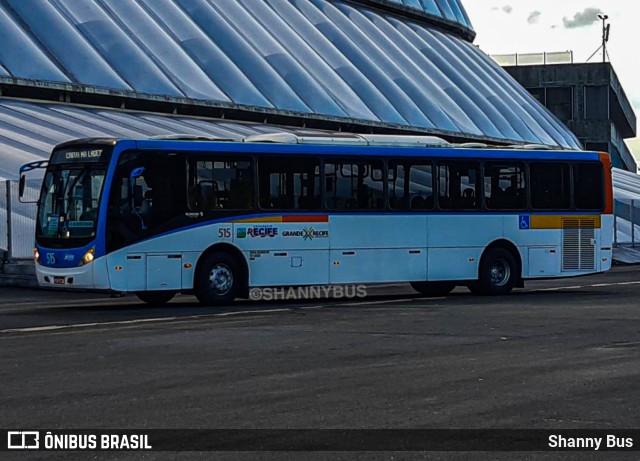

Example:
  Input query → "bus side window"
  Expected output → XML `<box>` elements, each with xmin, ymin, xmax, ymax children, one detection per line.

<box><xmin>388</xmin><ymin>161</ymin><xmax>433</xmax><ymax>210</ymax></box>
<box><xmin>438</xmin><ymin>162</ymin><xmax>480</xmax><ymax>210</ymax></box>
<box><xmin>325</xmin><ymin>159</ymin><xmax>383</xmax><ymax>210</ymax></box>
<box><xmin>484</xmin><ymin>162</ymin><xmax>526</xmax><ymax>210</ymax></box>
<box><xmin>188</xmin><ymin>158</ymin><xmax>253</xmax><ymax>211</ymax></box>
<box><xmin>258</xmin><ymin>157</ymin><xmax>320</xmax><ymax>210</ymax></box>
<box><xmin>574</xmin><ymin>163</ymin><xmax>604</xmax><ymax>210</ymax></box>
<box><xmin>530</xmin><ymin>162</ymin><xmax>570</xmax><ymax>210</ymax></box>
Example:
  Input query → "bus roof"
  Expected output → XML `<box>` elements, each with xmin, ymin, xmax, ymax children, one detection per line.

<box><xmin>54</xmin><ymin>134</ymin><xmax>603</xmax><ymax>162</ymax></box>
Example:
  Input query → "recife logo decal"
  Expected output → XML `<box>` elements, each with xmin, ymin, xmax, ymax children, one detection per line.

<box><xmin>281</xmin><ymin>227</ymin><xmax>329</xmax><ymax>240</ymax></box>
<box><xmin>247</xmin><ymin>225</ymin><xmax>278</xmax><ymax>238</ymax></box>
<box><xmin>303</xmin><ymin>227</ymin><xmax>329</xmax><ymax>241</ymax></box>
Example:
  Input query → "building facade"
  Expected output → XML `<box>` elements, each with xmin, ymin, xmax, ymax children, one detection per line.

<box><xmin>503</xmin><ymin>62</ymin><xmax>637</xmax><ymax>171</ymax></box>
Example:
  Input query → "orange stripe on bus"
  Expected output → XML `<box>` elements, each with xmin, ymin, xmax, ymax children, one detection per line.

<box><xmin>530</xmin><ymin>215</ymin><xmax>601</xmax><ymax>229</ymax></box>
<box><xmin>233</xmin><ymin>215</ymin><xmax>329</xmax><ymax>224</ymax></box>
<box><xmin>282</xmin><ymin>215</ymin><xmax>328</xmax><ymax>223</ymax></box>
<box><xmin>599</xmin><ymin>152</ymin><xmax>614</xmax><ymax>215</ymax></box>
<box><xmin>233</xmin><ymin>217</ymin><xmax>283</xmax><ymax>223</ymax></box>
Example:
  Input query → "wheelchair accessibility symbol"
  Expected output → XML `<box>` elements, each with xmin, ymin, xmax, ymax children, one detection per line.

<box><xmin>519</xmin><ymin>215</ymin><xmax>530</xmax><ymax>230</ymax></box>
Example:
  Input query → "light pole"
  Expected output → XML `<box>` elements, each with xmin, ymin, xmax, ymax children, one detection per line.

<box><xmin>597</xmin><ymin>13</ymin><xmax>610</xmax><ymax>63</ymax></box>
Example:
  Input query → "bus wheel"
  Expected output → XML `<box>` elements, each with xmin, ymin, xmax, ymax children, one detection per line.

<box><xmin>476</xmin><ymin>248</ymin><xmax>517</xmax><ymax>295</ymax></box>
<box><xmin>195</xmin><ymin>252</ymin><xmax>240</xmax><ymax>305</ymax></box>
<box><xmin>410</xmin><ymin>281</ymin><xmax>455</xmax><ymax>297</ymax></box>
<box><xmin>135</xmin><ymin>291</ymin><xmax>176</xmax><ymax>305</ymax></box>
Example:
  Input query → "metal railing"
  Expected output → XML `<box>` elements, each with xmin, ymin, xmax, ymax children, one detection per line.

<box><xmin>614</xmin><ymin>199</ymin><xmax>640</xmax><ymax>247</ymax></box>
<box><xmin>491</xmin><ymin>51</ymin><xmax>574</xmax><ymax>67</ymax></box>
<box><xmin>1</xmin><ymin>179</ymin><xmax>38</xmax><ymax>261</ymax></box>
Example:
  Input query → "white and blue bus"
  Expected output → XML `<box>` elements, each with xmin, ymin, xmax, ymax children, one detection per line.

<box><xmin>20</xmin><ymin>133</ymin><xmax>614</xmax><ymax>305</ymax></box>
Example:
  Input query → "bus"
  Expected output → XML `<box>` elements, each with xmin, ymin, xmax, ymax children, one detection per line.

<box><xmin>19</xmin><ymin>132</ymin><xmax>613</xmax><ymax>305</ymax></box>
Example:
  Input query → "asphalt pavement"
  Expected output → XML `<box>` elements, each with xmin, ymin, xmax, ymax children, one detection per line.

<box><xmin>2</xmin><ymin>267</ymin><xmax>640</xmax><ymax>459</ymax></box>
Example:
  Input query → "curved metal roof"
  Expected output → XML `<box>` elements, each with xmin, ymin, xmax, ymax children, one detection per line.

<box><xmin>0</xmin><ymin>0</ymin><xmax>580</xmax><ymax>150</ymax></box>
<box><xmin>0</xmin><ymin>98</ymin><xmax>310</xmax><ymax>181</ymax></box>
<box><xmin>365</xmin><ymin>0</ymin><xmax>473</xmax><ymax>31</ymax></box>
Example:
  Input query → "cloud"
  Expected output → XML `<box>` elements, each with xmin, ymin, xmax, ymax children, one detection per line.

<box><xmin>502</xmin><ymin>5</ymin><xmax>513</xmax><ymax>14</ymax></box>
<box><xmin>562</xmin><ymin>7</ymin><xmax>602</xmax><ymax>29</ymax></box>
<box><xmin>527</xmin><ymin>11</ymin><xmax>541</xmax><ymax>24</ymax></box>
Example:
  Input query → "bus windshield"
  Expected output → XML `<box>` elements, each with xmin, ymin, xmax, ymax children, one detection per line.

<box><xmin>36</xmin><ymin>166</ymin><xmax>106</xmax><ymax>242</ymax></box>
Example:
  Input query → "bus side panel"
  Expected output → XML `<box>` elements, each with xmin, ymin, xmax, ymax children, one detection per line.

<box><xmin>328</xmin><ymin>215</ymin><xmax>427</xmax><ymax>284</ymax></box>
<box><xmin>329</xmin><ymin>215</ymin><xmax>427</xmax><ymax>249</ymax></box>
<box><xmin>427</xmin><ymin>215</ymin><xmax>503</xmax><ymax>281</ymax></box>
<box><xmin>330</xmin><ymin>248</ymin><xmax>427</xmax><ymax>284</ymax></box>
<box><xmin>234</xmin><ymin>221</ymin><xmax>330</xmax><ymax>287</ymax></box>
<box><xmin>245</xmin><ymin>250</ymin><xmax>329</xmax><ymax>286</ymax></box>
<box><xmin>427</xmin><ymin>247</ymin><xmax>483</xmax><ymax>281</ymax></box>
<box><xmin>107</xmin><ymin>251</ymin><xmax>146</xmax><ymax>291</ymax></box>
<box><xmin>92</xmin><ymin>257</ymin><xmax>111</xmax><ymax>290</ymax></box>
<box><xmin>600</xmin><ymin>214</ymin><xmax>614</xmax><ymax>271</ymax></box>
<box><xmin>504</xmin><ymin>215</ymin><xmax>560</xmax><ymax>279</ymax></box>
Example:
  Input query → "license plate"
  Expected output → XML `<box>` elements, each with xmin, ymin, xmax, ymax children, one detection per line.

<box><xmin>53</xmin><ymin>276</ymin><xmax>66</xmax><ymax>285</ymax></box>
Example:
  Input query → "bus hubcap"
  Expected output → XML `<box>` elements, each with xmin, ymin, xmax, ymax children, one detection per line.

<box><xmin>490</xmin><ymin>259</ymin><xmax>510</xmax><ymax>287</ymax></box>
<box><xmin>209</xmin><ymin>264</ymin><xmax>233</xmax><ymax>295</ymax></box>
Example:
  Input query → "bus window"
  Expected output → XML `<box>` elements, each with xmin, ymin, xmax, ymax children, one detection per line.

<box><xmin>574</xmin><ymin>163</ymin><xmax>604</xmax><ymax>210</ymax></box>
<box><xmin>258</xmin><ymin>157</ymin><xmax>320</xmax><ymax>209</ymax></box>
<box><xmin>107</xmin><ymin>151</ymin><xmax>186</xmax><ymax>251</ymax></box>
<box><xmin>530</xmin><ymin>163</ymin><xmax>570</xmax><ymax>210</ymax></box>
<box><xmin>388</xmin><ymin>162</ymin><xmax>433</xmax><ymax>210</ymax></box>
<box><xmin>325</xmin><ymin>160</ymin><xmax>383</xmax><ymax>210</ymax></box>
<box><xmin>484</xmin><ymin>162</ymin><xmax>526</xmax><ymax>210</ymax></box>
<box><xmin>187</xmin><ymin>158</ymin><xmax>253</xmax><ymax>211</ymax></box>
<box><xmin>438</xmin><ymin>162</ymin><xmax>480</xmax><ymax>209</ymax></box>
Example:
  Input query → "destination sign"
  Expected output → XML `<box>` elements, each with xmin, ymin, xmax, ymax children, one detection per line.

<box><xmin>51</xmin><ymin>146</ymin><xmax>113</xmax><ymax>164</ymax></box>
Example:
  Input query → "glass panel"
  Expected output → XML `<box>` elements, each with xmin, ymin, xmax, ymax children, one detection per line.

<box><xmin>37</xmin><ymin>167</ymin><xmax>106</xmax><ymax>240</ymax></box>
<box><xmin>107</xmin><ymin>151</ymin><xmax>189</xmax><ymax>251</ymax></box>
<box><xmin>324</xmin><ymin>160</ymin><xmax>384</xmax><ymax>210</ymax></box>
<box><xmin>530</xmin><ymin>163</ymin><xmax>570</xmax><ymax>209</ymax></box>
<box><xmin>484</xmin><ymin>162</ymin><xmax>526</xmax><ymax>210</ymax></box>
<box><xmin>584</xmin><ymin>85</ymin><xmax>609</xmax><ymax>120</ymax></box>
<box><xmin>438</xmin><ymin>161</ymin><xmax>480</xmax><ymax>209</ymax></box>
<box><xmin>188</xmin><ymin>158</ymin><xmax>253</xmax><ymax>211</ymax></box>
<box><xmin>258</xmin><ymin>157</ymin><xmax>320</xmax><ymax>209</ymax></box>
<box><xmin>546</xmin><ymin>87</ymin><xmax>573</xmax><ymax>122</ymax></box>
<box><xmin>388</xmin><ymin>161</ymin><xmax>433</xmax><ymax>210</ymax></box>
<box><xmin>574</xmin><ymin>163</ymin><xmax>604</xmax><ymax>210</ymax></box>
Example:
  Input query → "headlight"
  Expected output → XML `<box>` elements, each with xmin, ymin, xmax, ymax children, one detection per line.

<box><xmin>81</xmin><ymin>248</ymin><xmax>95</xmax><ymax>265</ymax></box>
<box><xmin>33</xmin><ymin>247</ymin><xmax>39</xmax><ymax>263</ymax></box>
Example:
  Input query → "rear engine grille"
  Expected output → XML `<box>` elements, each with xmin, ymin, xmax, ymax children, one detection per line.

<box><xmin>562</xmin><ymin>218</ymin><xmax>596</xmax><ymax>271</ymax></box>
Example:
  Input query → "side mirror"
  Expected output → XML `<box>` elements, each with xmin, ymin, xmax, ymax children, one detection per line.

<box><xmin>19</xmin><ymin>175</ymin><xmax>26</xmax><ymax>199</ymax></box>
<box><xmin>130</xmin><ymin>167</ymin><xmax>146</xmax><ymax>180</ymax></box>
<box><xmin>129</xmin><ymin>167</ymin><xmax>147</xmax><ymax>230</ymax></box>
<box><xmin>18</xmin><ymin>160</ymin><xmax>48</xmax><ymax>204</ymax></box>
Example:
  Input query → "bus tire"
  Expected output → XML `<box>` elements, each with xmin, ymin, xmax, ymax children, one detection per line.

<box><xmin>135</xmin><ymin>290</ymin><xmax>176</xmax><ymax>305</ymax></box>
<box><xmin>195</xmin><ymin>251</ymin><xmax>240</xmax><ymax>305</ymax></box>
<box><xmin>410</xmin><ymin>281</ymin><xmax>455</xmax><ymax>297</ymax></box>
<box><xmin>476</xmin><ymin>248</ymin><xmax>517</xmax><ymax>295</ymax></box>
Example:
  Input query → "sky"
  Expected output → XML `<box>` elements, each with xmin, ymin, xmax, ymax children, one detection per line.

<box><xmin>463</xmin><ymin>0</ymin><xmax>640</xmax><ymax>163</ymax></box>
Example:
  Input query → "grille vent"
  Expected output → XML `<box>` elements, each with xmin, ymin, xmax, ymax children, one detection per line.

<box><xmin>562</xmin><ymin>218</ymin><xmax>596</xmax><ymax>271</ymax></box>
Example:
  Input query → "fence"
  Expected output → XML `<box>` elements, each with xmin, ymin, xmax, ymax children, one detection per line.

<box><xmin>614</xmin><ymin>199</ymin><xmax>640</xmax><ymax>247</ymax></box>
<box><xmin>1</xmin><ymin>179</ymin><xmax>39</xmax><ymax>261</ymax></box>
<box><xmin>490</xmin><ymin>51</ymin><xmax>574</xmax><ymax>67</ymax></box>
